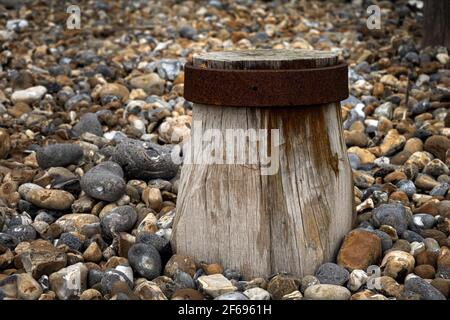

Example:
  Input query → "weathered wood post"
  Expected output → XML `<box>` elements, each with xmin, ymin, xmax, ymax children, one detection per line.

<box><xmin>172</xmin><ymin>49</ymin><xmax>355</xmax><ymax>279</ymax></box>
<box><xmin>423</xmin><ymin>0</ymin><xmax>450</xmax><ymax>49</ymax></box>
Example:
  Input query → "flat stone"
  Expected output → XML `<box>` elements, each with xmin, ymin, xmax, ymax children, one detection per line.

<box><xmin>198</xmin><ymin>274</ymin><xmax>236</xmax><ymax>298</ymax></box>
<box><xmin>25</xmin><ymin>189</ymin><xmax>75</xmax><ymax>211</ymax></box>
<box><xmin>11</xmin><ymin>86</ymin><xmax>47</xmax><ymax>104</ymax></box>
<box><xmin>337</xmin><ymin>229</ymin><xmax>382</xmax><ymax>271</ymax></box>
<box><xmin>304</xmin><ymin>284</ymin><xmax>351</xmax><ymax>300</ymax></box>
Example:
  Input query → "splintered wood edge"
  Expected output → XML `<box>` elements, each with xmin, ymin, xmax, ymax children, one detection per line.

<box><xmin>193</xmin><ymin>49</ymin><xmax>339</xmax><ymax>70</ymax></box>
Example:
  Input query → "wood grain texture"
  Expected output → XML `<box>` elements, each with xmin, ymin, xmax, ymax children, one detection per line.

<box><xmin>172</xmin><ymin>50</ymin><xmax>355</xmax><ymax>279</ymax></box>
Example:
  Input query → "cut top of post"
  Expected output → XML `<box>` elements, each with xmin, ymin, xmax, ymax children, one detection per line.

<box><xmin>185</xmin><ymin>49</ymin><xmax>348</xmax><ymax>107</ymax></box>
<box><xmin>193</xmin><ymin>49</ymin><xmax>339</xmax><ymax>70</ymax></box>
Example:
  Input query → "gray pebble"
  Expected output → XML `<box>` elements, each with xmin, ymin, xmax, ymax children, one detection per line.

<box><xmin>128</xmin><ymin>243</ymin><xmax>162</xmax><ymax>280</ymax></box>
<box><xmin>372</xmin><ymin>203</ymin><xmax>409</xmax><ymax>235</ymax></box>
<box><xmin>404</xmin><ymin>277</ymin><xmax>445</xmax><ymax>300</ymax></box>
<box><xmin>396</xmin><ymin>180</ymin><xmax>416</xmax><ymax>198</ymax></box>
<box><xmin>373</xmin><ymin>230</ymin><xmax>393</xmax><ymax>252</ymax></box>
<box><xmin>214</xmin><ymin>292</ymin><xmax>248</xmax><ymax>300</ymax></box>
<box><xmin>80</xmin><ymin>161</ymin><xmax>126</xmax><ymax>202</ymax></box>
<box><xmin>315</xmin><ymin>262</ymin><xmax>349</xmax><ymax>286</ymax></box>
<box><xmin>101</xmin><ymin>269</ymin><xmax>133</xmax><ymax>295</ymax></box>
<box><xmin>111</xmin><ymin>139</ymin><xmax>179</xmax><ymax>180</ymax></box>
<box><xmin>5</xmin><ymin>224</ymin><xmax>36</xmax><ymax>242</ymax></box>
<box><xmin>36</xmin><ymin>144</ymin><xmax>83</xmax><ymax>169</ymax></box>
<box><xmin>71</xmin><ymin>113</ymin><xmax>102</xmax><ymax>137</ymax></box>
<box><xmin>101</xmin><ymin>205</ymin><xmax>137</xmax><ymax>239</ymax></box>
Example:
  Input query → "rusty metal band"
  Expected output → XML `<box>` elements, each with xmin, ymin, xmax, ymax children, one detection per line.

<box><xmin>184</xmin><ymin>62</ymin><xmax>349</xmax><ymax>107</ymax></box>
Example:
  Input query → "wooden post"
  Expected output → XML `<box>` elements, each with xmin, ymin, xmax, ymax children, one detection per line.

<box><xmin>172</xmin><ymin>50</ymin><xmax>355</xmax><ymax>279</ymax></box>
<box><xmin>423</xmin><ymin>0</ymin><xmax>450</xmax><ymax>49</ymax></box>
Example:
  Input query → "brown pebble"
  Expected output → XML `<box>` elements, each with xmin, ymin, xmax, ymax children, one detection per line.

<box><xmin>413</xmin><ymin>264</ymin><xmax>435</xmax><ymax>279</ymax></box>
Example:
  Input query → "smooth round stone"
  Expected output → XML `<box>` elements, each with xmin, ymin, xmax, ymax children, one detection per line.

<box><xmin>373</xmin><ymin>230</ymin><xmax>393</xmax><ymax>252</ymax></box>
<box><xmin>135</xmin><ymin>231</ymin><xmax>171</xmax><ymax>260</ymax></box>
<box><xmin>214</xmin><ymin>292</ymin><xmax>248</xmax><ymax>300</ymax></box>
<box><xmin>429</xmin><ymin>183</ymin><xmax>449</xmax><ymax>197</ymax></box>
<box><xmin>0</xmin><ymin>233</ymin><xmax>19</xmax><ymax>249</ymax></box>
<box><xmin>372</xmin><ymin>203</ymin><xmax>409</xmax><ymax>234</ymax></box>
<box><xmin>173</xmin><ymin>270</ymin><xmax>195</xmax><ymax>289</ymax></box>
<box><xmin>58</xmin><ymin>232</ymin><xmax>83</xmax><ymax>251</ymax></box>
<box><xmin>304</xmin><ymin>284</ymin><xmax>351</xmax><ymax>300</ymax></box>
<box><xmin>5</xmin><ymin>224</ymin><xmax>36</xmax><ymax>242</ymax></box>
<box><xmin>25</xmin><ymin>189</ymin><xmax>75</xmax><ymax>211</ymax></box>
<box><xmin>100</xmin><ymin>269</ymin><xmax>133</xmax><ymax>295</ymax></box>
<box><xmin>402</xmin><ymin>230</ymin><xmax>424</xmax><ymax>243</ymax></box>
<box><xmin>71</xmin><ymin>113</ymin><xmax>102</xmax><ymax>137</ymax></box>
<box><xmin>100</xmin><ymin>205</ymin><xmax>137</xmax><ymax>239</ymax></box>
<box><xmin>17</xmin><ymin>183</ymin><xmax>43</xmax><ymax>199</ymax></box>
<box><xmin>412</xmin><ymin>214</ymin><xmax>435</xmax><ymax>230</ymax></box>
<box><xmin>396</xmin><ymin>180</ymin><xmax>416</xmax><ymax>198</ymax></box>
<box><xmin>315</xmin><ymin>263</ymin><xmax>349</xmax><ymax>286</ymax></box>
<box><xmin>80</xmin><ymin>161</ymin><xmax>126</xmax><ymax>202</ymax></box>
<box><xmin>128</xmin><ymin>243</ymin><xmax>162</xmax><ymax>280</ymax></box>
<box><xmin>404</xmin><ymin>277</ymin><xmax>445</xmax><ymax>300</ymax></box>
<box><xmin>111</xmin><ymin>139</ymin><xmax>179</xmax><ymax>180</ymax></box>
<box><xmin>35</xmin><ymin>144</ymin><xmax>83</xmax><ymax>169</ymax></box>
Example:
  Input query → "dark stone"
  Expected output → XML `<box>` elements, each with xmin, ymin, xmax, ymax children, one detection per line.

<box><xmin>101</xmin><ymin>269</ymin><xmax>132</xmax><ymax>295</ymax></box>
<box><xmin>178</xmin><ymin>25</ymin><xmax>197</xmax><ymax>39</ymax></box>
<box><xmin>373</xmin><ymin>230</ymin><xmax>393</xmax><ymax>252</ymax></box>
<box><xmin>5</xmin><ymin>224</ymin><xmax>36</xmax><ymax>242</ymax></box>
<box><xmin>315</xmin><ymin>262</ymin><xmax>349</xmax><ymax>286</ymax></box>
<box><xmin>128</xmin><ymin>243</ymin><xmax>162</xmax><ymax>280</ymax></box>
<box><xmin>88</xmin><ymin>269</ymin><xmax>105</xmax><ymax>288</ymax></box>
<box><xmin>100</xmin><ymin>205</ymin><xmax>137</xmax><ymax>239</ymax></box>
<box><xmin>58</xmin><ymin>233</ymin><xmax>83</xmax><ymax>251</ymax></box>
<box><xmin>36</xmin><ymin>144</ymin><xmax>83</xmax><ymax>169</ymax></box>
<box><xmin>71</xmin><ymin>113</ymin><xmax>103</xmax><ymax>137</ymax></box>
<box><xmin>111</xmin><ymin>139</ymin><xmax>179</xmax><ymax>180</ymax></box>
<box><xmin>404</xmin><ymin>277</ymin><xmax>445</xmax><ymax>300</ymax></box>
<box><xmin>223</xmin><ymin>269</ymin><xmax>241</xmax><ymax>281</ymax></box>
<box><xmin>135</xmin><ymin>232</ymin><xmax>171</xmax><ymax>263</ymax></box>
<box><xmin>401</xmin><ymin>230</ymin><xmax>424</xmax><ymax>243</ymax></box>
<box><xmin>396</xmin><ymin>180</ymin><xmax>416</xmax><ymax>198</ymax></box>
<box><xmin>173</xmin><ymin>270</ymin><xmax>195</xmax><ymax>289</ymax></box>
<box><xmin>0</xmin><ymin>233</ymin><xmax>19</xmax><ymax>250</ymax></box>
<box><xmin>80</xmin><ymin>161</ymin><xmax>126</xmax><ymax>202</ymax></box>
<box><xmin>372</xmin><ymin>203</ymin><xmax>409</xmax><ymax>234</ymax></box>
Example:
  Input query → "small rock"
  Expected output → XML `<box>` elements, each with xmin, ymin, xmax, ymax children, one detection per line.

<box><xmin>243</xmin><ymin>287</ymin><xmax>270</xmax><ymax>300</ymax></box>
<box><xmin>315</xmin><ymin>263</ymin><xmax>349</xmax><ymax>286</ymax></box>
<box><xmin>347</xmin><ymin>269</ymin><xmax>368</xmax><ymax>292</ymax></box>
<box><xmin>129</xmin><ymin>73</ymin><xmax>165</xmax><ymax>95</ymax></box>
<box><xmin>83</xmin><ymin>242</ymin><xmax>102</xmax><ymax>263</ymax></box>
<box><xmin>304</xmin><ymin>284</ymin><xmax>351</xmax><ymax>300</ymax></box>
<box><xmin>142</xmin><ymin>187</ymin><xmax>162</xmax><ymax>211</ymax></box>
<box><xmin>423</xmin><ymin>159</ymin><xmax>449</xmax><ymax>177</ymax></box>
<box><xmin>171</xmin><ymin>288</ymin><xmax>204</xmax><ymax>300</ymax></box>
<box><xmin>134</xmin><ymin>280</ymin><xmax>167</xmax><ymax>300</ymax></box>
<box><xmin>164</xmin><ymin>254</ymin><xmax>196</xmax><ymax>278</ymax></box>
<box><xmin>381</xmin><ymin>250</ymin><xmax>415</xmax><ymax>281</ymax></box>
<box><xmin>267</xmin><ymin>274</ymin><xmax>300</xmax><ymax>300</ymax></box>
<box><xmin>198</xmin><ymin>274</ymin><xmax>236</xmax><ymax>298</ymax></box>
<box><xmin>11</xmin><ymin>86</ymin><xmax>47</xmax><ymax>104</ymax></box>
<box><xmin>25</xmin><ymin>189</ymin><xmax>75</xmax><ymax>211</ymax></box>
<box><xmin>72</xmin><ymin>113</ymin><xmax>102</xmax><ymax>137</ymax></box>
<box><xmin>414</xmin><ymin>264</ymin><xmax>436</xmax><ymax>279</ymax></box>
<box><xmin>17</xmin><ymin>273</ymin><xmax>43</xmax><ymax>300</ymax></box>
<box><xmin>424</xmin><ymin>136</ymin><xmax>450</xmax><ymax>162</ymax></box>
<box><xmin>128</xmin><ymin>243</ymin><xmax>162</xmax><ymax>280</ymax></box>
<box><xmin>80</xmin><ymin>288</ymin><xmax>102</xmax><ymax>300</ymax></box>
<box><xmin>372</xmin><ymin>203</ymin><xmax>409</xmax><ymax>234</ymax></box>
<box><xmin>99</xmin><ymin>83</ymin><xmax>129</xmax><ymax>103</ymax></box>
<box><xmin>20</xmin><ymin>239</ymin><xmax>67</xmax><ymax>278</ymax></box>
<box><xmin>100</xmin><ymin>205</ymin><xmax>137</xmax><ymax>239</ymax></box>
<box><xmin>378</xmin><ymin>276</ymin><xmax>403</xmax><ymax>298</ymax></box>
<box><xmin>49</xmin><ymin>262</ymin><xmax>88</xmax><ymax>300</ymax></box>
<box><xmin>80</xmin><ymin>161</ymin><xmax>126</xmax><ymax>202</ymax></box>
<box><xmin>101</xmin><ymin>269</ymin><xmax>133</xmax><ymax>295</ymax></box>
<box><xmin>111</xmin><ymin>139</ymin><xmax>179</xmax><ymax>180</ymax></box>
<box><xmin>300</xmin><ymin>275</ymin><xmax>320</xmax><ymax>293</ymax></box>
<box><xmin>35</xmin><ymin>144</ymin><xmax>83</xmax><ymax>169</ymax></box>
<box><xmin>337</xmin><ymin>229</ymin><xmax>382</xmax><ymax>271</ymax></box>
<box><xmin>404</xmin><ymin>277</ymin><xmax>445</xmax><ymax>300</ymax></box>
